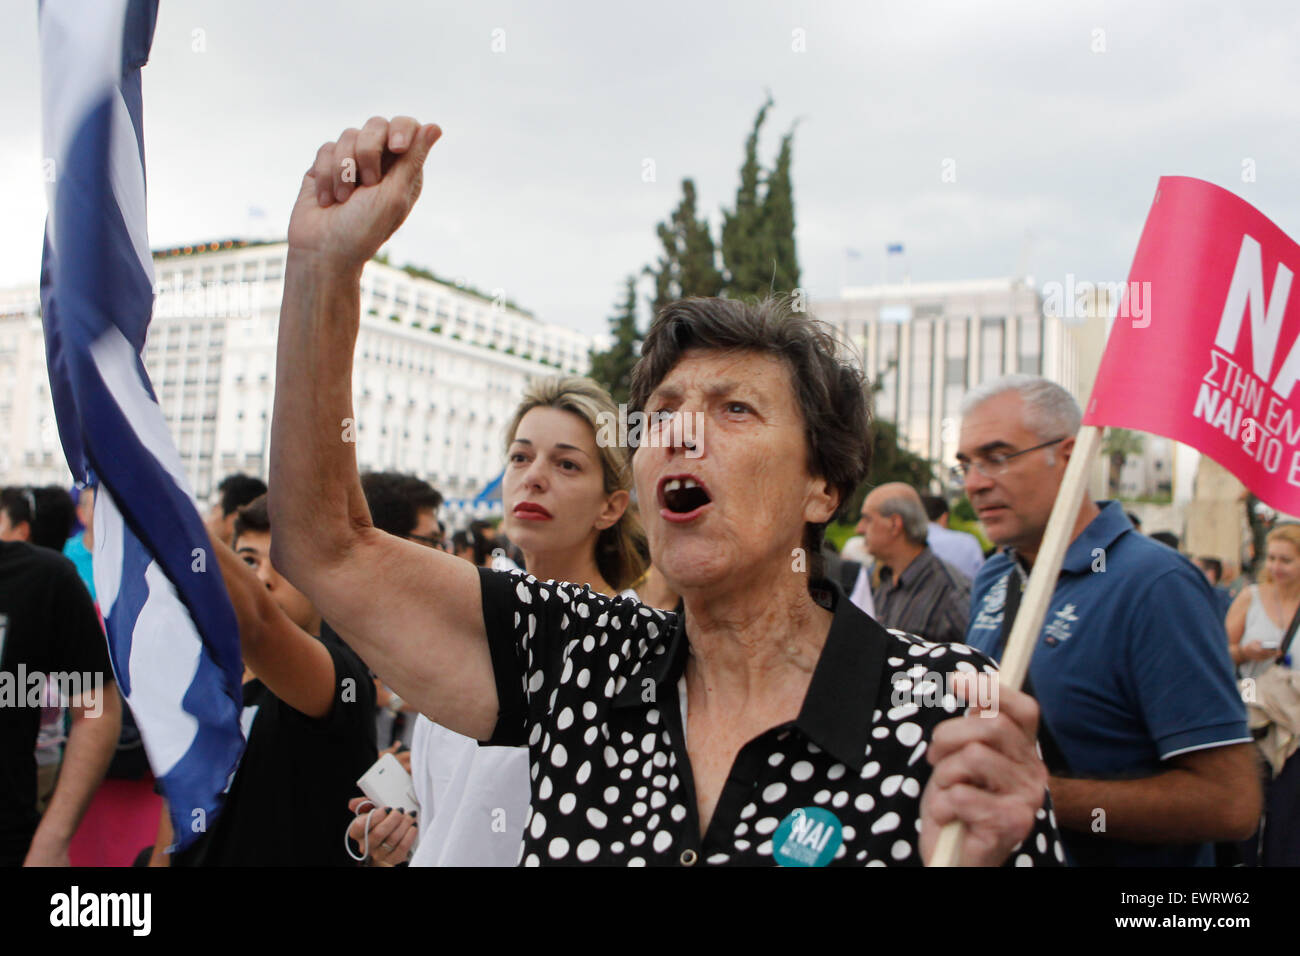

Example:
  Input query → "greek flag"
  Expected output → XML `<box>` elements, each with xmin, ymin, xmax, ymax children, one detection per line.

<box><xmin>38</xmin><ymin>0</ymin><xmax>244</xmax><ymax>850</ymax></box>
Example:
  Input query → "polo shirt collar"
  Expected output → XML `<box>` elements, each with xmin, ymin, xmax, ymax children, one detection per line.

<box><xmin>1059</xmin><ymin>500</ymin><xmax>1132</xmax><ymax>574</ymax></box>
<box><xmin>613</xmin><ymin>579</ymin><xmax>887</xmax><ymax>773</ymax></box>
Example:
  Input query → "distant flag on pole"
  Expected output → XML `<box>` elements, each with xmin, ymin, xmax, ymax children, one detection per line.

<box><xmin>1084</xmin><ymin>176</ymin><xmax>1300</xmax><ymax>514</ymax></box>
<box><xmin>38</xmin><ymin>0</ymin><xmax>245</xmax><ymax>850</ymax></box>
<box><xmin>886</xmin><ymin>242</ymin><xmax>905</xmax><ymax>255</ymax></box>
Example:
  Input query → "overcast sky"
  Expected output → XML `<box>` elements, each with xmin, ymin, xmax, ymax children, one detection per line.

<box><xmin>4</xmin><ymin>0</ymin><xmax>1299</xmax><ymax>337</ymax></box>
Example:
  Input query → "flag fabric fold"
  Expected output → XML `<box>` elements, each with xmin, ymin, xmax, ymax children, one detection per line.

<box><xmin>38</xmin><ymin>0</ymin><xmax>245</xmax><ymax>851</ymax></box>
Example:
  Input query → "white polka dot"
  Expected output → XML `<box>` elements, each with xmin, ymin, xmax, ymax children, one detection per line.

<box><xmin>524</xmin><ymin>854</ymin><xmax>540</xmax><ymax>866</ymax></box>
<box><xmin>538</xmin><ymin>776</ymin><xmax>553</xmax><ymax>800</ymax></box>
<box><xmin>577</xmin><ymin>839</ymin><xmax>600</xmax><ymax>862</ymax></box>
<box><xmin>762</xmin><ymin>782</ymin><xmax>787</xmax><ymax>803</ymax></box>
<box><xmin>548</xmin><ymin>837</ymin><xmax>570</xmax><ymax>860</ymax></box>
<box><xmin>1015</xmin><ymin>853</ymin><xmax>1033</xmax><ymax>867</ymax></box>
<box><xmin>896</xmin><ymin>722</ymin><xmax>922</xmax><ymax>746</ymax></box>
<box><xmin>558</xmin><ymin>793</ymin><xmax>577</xmax><ymax>814</ymax></box>
<box><xmin>890</xmin><ymin>839</ymin><xmax>911</xmax><ymax>860</ymax></box>
<box><xmin>670</xmin><ymin>804</ymin><xmax>687</xmax><ymax>822</ymax></box>
<box><xmin>754</xmin><ymin>816</ymin><xmax>779</xmax><ymax>835</ymax></box>
<box><xmin>813</xmin><ymin>789</ymin><xmax>831</xmax><ymax>804</ymax></box>
<box><xmin>768</xmin><ymin>752</ymin><xmax>785</xmax><ymax>766</ymax></box>
<box><xmin>584</xmin><ymin>726</ymin><xmax>599</xmax><ymax>745</ymax></box>
<box><xmin>641</xmin><ymin>732</ymin><xmax>657</xmax><ymax>754</ymax></box>
<box><xmin>881</xmin><ymin>774</ymin><xmax>903</xmax><ymax>797</ymax></box>
<box><xmin>650</xmin><ymin>792</ymin><xmax>667</xmax><ymax>809</ymax></box>
<box><xmin>586</xmin><ymin>807</ymin><xmax>608</xmax><ymax>828</ymax></box>
<box><xmin>861</xmin><ymin>761</ymin><xmax>881</xmax><ymax>779</ymax></box>
<box><xmin>628</xmin><ymin>857</ymin><xmax>645</xmax><ymax>866</ymax></box>
<box><xmin>530</xmin><ymin>812</ymin><xmax>547</xmax><ymax>839</ymax></box>
<box><xmin>901</xmin><ymin>777</ymin><xmax>920</xmax><ymax>798</ymax></box>
<box><xmin>576</xmin><ymin>761</ymin><xmax>592</xmax><ymax>785</ymax></box>
<box><xmin>854</xmin><ymin>793</ymin><xmax>875</xmax><ymax>813</ymax></box>
<box><xmin>630</xmin><ymin>831</ymin><xmax>646</xmax><ymax>846</ymax></box>
<box><xmin>871</xmin><ymin>812</ymin><xmax>900</xmax><ymax>834</ymax></box>
<box><xmin>789</xmin><ymin>761</ymin><xmax>814</xmax><ymax>781</ymax></box>
<box><xmin>603</xmin><ymin>786</ymin><xmax>619</xmax><ymax>803</ymax></box>
<box><xmin>577</xmin><ymin>669</ymin><xmax>591</xmax><ymax>688</ymax></box>
<box><xmin>633</xmin><ymin>801</ymin><xmax>647</xmax><ymax>817</ymax></box>
<box><xmin>653</xmin><ymin>831</ymin><xmax>673</xmax><ymax>853</ymax></box>
<box><xmin>551</xmin><ymin>744</ymin><xmax>568</xmax><ymax>768</ymax></box>
<box><xmin>831</xmin><ymin>791</ymin><xmax>849</xmax><ymax>808</ymax></box>
<box><xmin>582</xmin><ymin>701</ymin><xmax>598</xmax><ymax>720</ymax></box>
<box><xmin>528</xmin><ymin>670</ymin><xmax>545</xmax><ymax>693</ymax></box>
<box><xmin>557</xmin><ymin>708</ymin><xmax>574</xmax><ymax>730</ymax></box>
<box><xmin>827</xmin><ymin>764</ymin><xmax>846</xmax><ymax>781</ymax></box>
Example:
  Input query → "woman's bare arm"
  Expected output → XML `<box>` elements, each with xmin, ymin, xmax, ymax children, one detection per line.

<box><xmin>268</xmin><ymin>117</ymin><xmax>497</xmax><ymax>740</ymax></box>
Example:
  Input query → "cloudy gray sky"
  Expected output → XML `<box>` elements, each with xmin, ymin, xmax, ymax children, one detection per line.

<box><xmin>4</xmin><ymin>0</ymin><xmax>1299</xmax><ymax>336</ymax></box>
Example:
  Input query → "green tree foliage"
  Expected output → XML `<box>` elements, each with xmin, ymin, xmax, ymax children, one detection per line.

<box><xmin>587</xmin><ymin>276</ymin><xmax>640</xmax><ymax>406</ymax></box>
<box><xmin>646</xmin><ymin>179</ymin><xmax>725</xmax><ymax>316</ymax></box>
<box><xmin>718</xmin><ymin>96</ymin><xmax>801</xmax><ymax>300</ymax></box>
<box><xmin>1102</xmin><ymin>427</ymin><xmax>1145</xmax><ymax>497</ymax></box>
<box><xmin>761</xmin><ymin>126</ymin><xmax>800</xmax><ymax>296</ymax></box>
<box><xmin>719</xmin><ymin>95</ymin><xmax>773</xmax><ymax>299</ymax></box>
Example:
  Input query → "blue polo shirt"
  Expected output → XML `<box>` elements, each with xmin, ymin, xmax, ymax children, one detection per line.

<box><xmin>966</xmin><ymin>501</ymin><xmax>1250</xmax><ymax>867</ymax></box>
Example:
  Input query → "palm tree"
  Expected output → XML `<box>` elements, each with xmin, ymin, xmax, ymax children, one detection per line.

<box><xmin>1102</xmin><ymin>427</ymin><xmax>1145</xmax><ymax>497</ymax></box>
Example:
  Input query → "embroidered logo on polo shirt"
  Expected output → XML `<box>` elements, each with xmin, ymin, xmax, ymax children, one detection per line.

<box><xmin>1043</xmin><ymin>604</ymin><xmax>1079</xmax><ymax>646</ymax></box>
<box><xmin>971</xmin><ymin>575</ymin><xmax>1008</xmax><ymax>632</ymax></box>
<box><xmin>773</xmin><ymin>807</ymin><xmax>842</xmax><ymax>867</ymax></box>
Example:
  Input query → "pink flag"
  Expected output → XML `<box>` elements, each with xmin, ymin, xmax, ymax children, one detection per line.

<box><xmin>1083</xmin><ymin>176</ymin><xmax>1300</xmax><ymax>513</ymax></box>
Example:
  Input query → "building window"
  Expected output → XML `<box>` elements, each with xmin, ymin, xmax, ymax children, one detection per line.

<box><xmin>980</xmin><ymin>317</ymin><xmax>1005</xmax><ymax>381</ymax></box>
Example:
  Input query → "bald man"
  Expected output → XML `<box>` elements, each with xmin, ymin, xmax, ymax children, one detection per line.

<box><xmin>855</xmin><ymin>483</ymin><xmax>971</xmax><ymax>644</ymax></box>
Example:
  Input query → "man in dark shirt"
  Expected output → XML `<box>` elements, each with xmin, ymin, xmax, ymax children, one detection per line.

<box><xmin>166</xmin><ymin>494</ymin><xmax>376</xmax><ymax>866</ymax></box>
<box><xmin>0</xmin><ymin>539</ymin><xmax>121</xmax><ymax>865</ymax></box>
<box><xmin>856</xmin><ymin>483</ymin><xmax>970</xmax><ymax>644</ymax></box>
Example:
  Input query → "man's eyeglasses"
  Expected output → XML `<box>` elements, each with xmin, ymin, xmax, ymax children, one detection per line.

<box><xmin>409</xmin><ymin>533</ymin><xmax>443</xmax><ymax>549</ymax></box>
<box><xmin>950</xmin><ymin>437</ymin><xmax>1067</xmax><ymax>482</ymax></box>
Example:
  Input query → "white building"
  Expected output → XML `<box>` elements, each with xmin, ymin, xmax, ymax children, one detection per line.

<box><xmin>0</xmin><ymin>240</ymin><xmax>596</xmax><ymax>517</ymax></box>
<box><xmin>814</xmin><ymin>278</ymin><xmax>1080</xmax><ymax>478</ymax></box>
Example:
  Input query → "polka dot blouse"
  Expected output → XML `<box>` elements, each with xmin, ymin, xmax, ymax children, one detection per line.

<box><xmin>479</xmin><ymin>567</ymin><xmax>1066</xmax><ymax>867</ymax></box>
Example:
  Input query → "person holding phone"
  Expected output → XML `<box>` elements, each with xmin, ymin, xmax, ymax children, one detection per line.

<box><xmin>1227</xmin><ymin>523</ymin><xmax>1300</xmax><ymax>865</ymax></box>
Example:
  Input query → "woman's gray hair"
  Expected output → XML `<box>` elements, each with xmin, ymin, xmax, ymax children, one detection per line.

<box><xmin>959</xmin><ymin>374</ymin><xmax>1082</xmax><ymax>441</ymax></box>
<box><xmin>877</xmin><ymin>494</ymin><xmax>929</xmax><ymax>546</ymax></box>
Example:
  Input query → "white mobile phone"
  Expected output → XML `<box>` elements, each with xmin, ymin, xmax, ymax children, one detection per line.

<box><xmin>357</xmin><ymin>752</ymin><xmax>420</xmax><ymax>812</ymax></box>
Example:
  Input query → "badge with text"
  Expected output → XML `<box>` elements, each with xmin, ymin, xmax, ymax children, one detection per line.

<box><xmin>773</xmin><ymin>807</ymin><xmax>842</xmax><ymax>867</ymax></box>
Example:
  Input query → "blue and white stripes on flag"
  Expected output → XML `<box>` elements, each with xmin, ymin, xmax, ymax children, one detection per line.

<box><xmin>38</xmin><ymin>0</ymin><xmax>244</xmax><ymax>851</ymax></box>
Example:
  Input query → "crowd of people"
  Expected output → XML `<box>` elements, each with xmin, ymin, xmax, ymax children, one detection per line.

<box><xmin>2</xmin><ymin>365</ymin><xmax>1289</xmax><ymax>868</ymax></box>
<box><xmin>0</xmin><ymin>113</ymin><xmax>1287</xmax><ymax>868</ymax></box>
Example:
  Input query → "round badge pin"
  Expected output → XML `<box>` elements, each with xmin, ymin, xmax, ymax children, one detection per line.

<box><xmin>772</xmin><ymin>806</ymin><xmax>842</xmax><ymax>867</ymax></box>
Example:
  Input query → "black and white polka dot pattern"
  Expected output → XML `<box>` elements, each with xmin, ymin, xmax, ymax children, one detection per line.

<box><xmin>479</xmin><ymin>568</ymin><xmax>1065</xmax><ymax>866</ymax></box>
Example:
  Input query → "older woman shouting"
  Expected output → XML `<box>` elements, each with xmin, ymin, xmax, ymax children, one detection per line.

<box><xmin>270</xmin><ymin>115</ymin><xmax>1063</xmax><ymax>866</ymax></box>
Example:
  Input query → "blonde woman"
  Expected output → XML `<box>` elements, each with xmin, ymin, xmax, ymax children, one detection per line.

<box><xmin>349</xmin><ymin>377</ymin><xmax>646</xmax><ymax>866</ymax></box>
<box><xmin>1227</xmin><ymin>524</ymin><xmax>1300</xmax><ymax>679</ymax></box>
<box><xmin>1227</xmin><ymin>523</ymin><xmax>1300</xmax><ymax>865</ymax></box>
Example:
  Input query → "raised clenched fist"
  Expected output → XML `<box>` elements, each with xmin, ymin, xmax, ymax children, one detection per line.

<box><xmin>287</xmin><ymin>116</ymin><xmax>442</xmax><ymax>272</ymax></box>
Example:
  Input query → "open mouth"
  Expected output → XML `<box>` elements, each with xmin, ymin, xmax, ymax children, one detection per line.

<box><xmin>660</xmin><ymin>476</ymin><xmax>712</xmax><ymax>516</ymax></box>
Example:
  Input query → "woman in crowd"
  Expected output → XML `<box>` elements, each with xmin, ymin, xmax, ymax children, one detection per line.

<box><xmin>272</xmin><ymin>116</ymin><xmax>1062</xmax><ymax>866</ymax></box>
<box><xmin>352</xmin><ymin>376</ymin><xmax>648</xmax><ymax>865</ymax></box>
<box><xmin>1227</xmin><ymin>522</ymin><xmax>1300</xmax><ymax>864</ymax></box>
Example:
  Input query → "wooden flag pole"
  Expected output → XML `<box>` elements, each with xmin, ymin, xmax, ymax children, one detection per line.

<box><xmin>928</xmin><ymin>423</ymin><xmax>1104</xmax><ymax>866</ymax></box>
